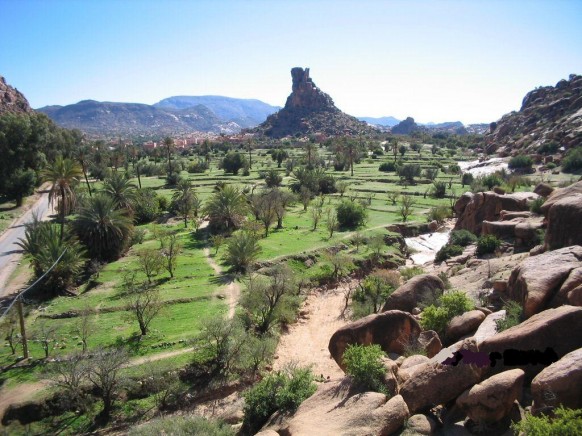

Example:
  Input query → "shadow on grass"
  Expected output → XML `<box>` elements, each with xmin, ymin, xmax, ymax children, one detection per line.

<box><xmin>184</xmin><ymin>227</ymin><xmax>208</xmax><ymax>250</ymax></box>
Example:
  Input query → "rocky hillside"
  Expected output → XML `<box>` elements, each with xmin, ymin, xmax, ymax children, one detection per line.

<box><xmin>0</xmin><ymin>75</ymin><xmax>34</xmax><ymax>114</ymax></box>
<box><xmin>38</xmin><ymin>100</ymin><xmax>241</xmax><ymax>136</ymax></box>
<box><xmin>391</xmin><ymin>116</ymin><xmax>421</xmax><ymax>135</ymax></box>
<box><xmin>154</xmin><ymin>95</ymin><xmax>279</xmax><ymax>128</ymax></box>
<box><xmin>253</xmin><ymin>67</ymin><xmax>375</xmax><ymax>138</ymax></box>
<box><xmin>486</xmin><ymin>74</ymin><xmax>582</xmax><ymax>154</ymax></box>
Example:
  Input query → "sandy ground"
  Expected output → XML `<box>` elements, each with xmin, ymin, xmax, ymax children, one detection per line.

<box><xmin>273</xmin><ymin>280</ymin><xmax>356</xmax><ymax>380</ymax></box>
<box><xmin>0</xmin><ymin>380</ymin><xmax>50</xmax><ymax>424</ymax></box>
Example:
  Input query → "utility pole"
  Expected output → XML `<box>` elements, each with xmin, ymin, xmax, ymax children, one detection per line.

<box><xmin>16</xmin><ymin>297</ymin><xmax>29</xmax><ymax>359</ymax></box>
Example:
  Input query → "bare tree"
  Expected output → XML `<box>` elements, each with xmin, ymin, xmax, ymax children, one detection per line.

<box><xmin>75</xmin><ymin>306</ymin><xmax>94</xmax><ymax>353</ymax></box>
<box><xmin>210</xmin><ymin>234</ymin><xmax>225</xmax><ymax>255</ymax></box>
<box><xmin>309</xmin><ymin>206</ymin><xmax>323</xmax><ymax>231</ymax></box>
<box><xmin>1</xmin><ymin>311</ymin><xmax>18</xmax><ymax>354</ymax></box>
<box><xmin>123</xmin><ymin>274</ymin><xmax>163</xmax><ymax>336</ymax></box>
<box><xmin>50</xmin><ymin>352</ymin><xmax>89</xmax><ymax>410</ymax></box>
<box><xmin>160</xmin><ymin>233</ymin><xmax>182</xmax><ymax>278</ymax></box>
<box><xmin>399</xmin><ymin>194</ymin><xmax>416</xmax><ymax>222</ymax></box>
<box><xmin>256</xmin><ymin>190</ymin><xmax>279</xmax><ymax>237</ymax></box>
<box><xmin>87</xmin><ymin>347</ymin><xmax>128</xmax><ymax>422</ymax></box>
<box><xmin>34</xmin><ymin>321</ymin><xmax>58</xmax><ymax>359</ymax></box>
<box><xmin>336</xmin><ymin>181</ymin><xmax>348</xmax><ymax>197</ymax></box>
<box><xmin>387</xmin><ymin>191</ymin><xmax>399</xmax><ymax>206</ymax></box>
<box><xmin>137</xmin><ymin>248</ymin><xmax>164</xmax><ymax>284</ymax></box>
<box><xmin>325</xmin><ymin>252</ymin><xmax>353</xmax><ymax>281</ymax></box>
<box><xmin>326</xmin><ymin>208</ymin><xmax>338</xmax><ymax>239</ymax></box>
<box><xmin>299</xmin><ymin>186</ymin><xmax>311</xmax><ymax>211</ymax></box>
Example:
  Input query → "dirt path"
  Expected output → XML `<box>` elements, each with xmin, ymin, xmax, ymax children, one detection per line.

<box><xmin>273</xmin><ymin>280</ymin><xmax>356</xmax><ymax>380</ymax></box>
<box><xmin>0</xmin><ymin>380</ymin><xmax>50</xmax><ymax>424</ymax></box>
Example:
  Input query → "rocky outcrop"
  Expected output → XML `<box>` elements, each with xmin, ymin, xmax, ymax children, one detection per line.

<box><xmin>445</xmin><ymin>310</ymin><xmax>486</xmax><ymax>343</ymax></box>
<box><xmin>479</xmin><ymin>306</ymin><xmax>582</xmax><ymax>376</ymax></box>
<box><xmin>253</xmin><ymin>67</ymin><xmax>374</xmax><ymax>138</ymax></box>
<box><xmin>533</xmin><ymin>182</ymin><xmax>554</xmax><ymax>197</ymax></box>
<box><xmin>485</xmin><ymin>74</ymin><xmax>582</xmax><ymax>154</ymax></box>
<box><xmin>531</xmin><ymin>347</ymin><xmax>582</xmax><ymax>413</ymax></box>
<box><xmin>263</xmin><ymin>379</ymin><xmax>409</xmax><ymax>436</ymax></box>
<box><xmin>328</xmin><ymin>310</ymin><xmax>422</xmax><ymax>370</ymax></box>
<box><xmin>405</xmin><ymin>414</ymin><xmax>437</xmax><ymax>435</ymax></box>
<box><xmin>506</xmin><ymin>246</ymin><xmax>582</xmax><ymax>317</ymax></box>
<box><xmin>381</xmin><ymin>274</ymin><xmax>445</xmax><ymax>313</ymax></box>
<box><xmin>391</xmin><ymin>116</ymin><xmax>421</xmax><ymax>135</ymax></box>
<box><xmin>545</xmin><ymin>194</ymin><xmax>582</xmax><ymax>250</ymax></box>
<box><xmin>456</xmin><ymin>369</ymin><xmax>525</xmax><ymax>425</ymax></box>
<box><xmin>0</xmin><ymin>75</ymin><xmax>33</xmax><ymax>114</ymax></box>
<box><xmin>474</xmin><ymin>310</ymin><xmax>506</xmax><ymax>346</ymax></box>
<box><xmin>398</xmin><ymin>339</ymin><xmax>483</xmax><ymax>413</ymax></box>
<box><xmin>454</xmin><ymin>191</ymin><xmax>538</xmax><ymax>235</ymax></box>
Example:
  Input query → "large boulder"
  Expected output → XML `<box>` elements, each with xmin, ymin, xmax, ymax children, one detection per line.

<box><xmin>445</xmin><ymin>310</ymin><xmax>486</xmax><ymax>343</ymax></box>
<box><xmin>479</xmin><ymin>305</ymin><xmax>582</xmax><ymax>377</ymax></box>
<box><xmin>544</xmin><ymin>194</ymin><xmax>582</xmax><ymax>250</ymax></box>
<box><xmin>454</xmin><ymin>191</ymin><xmax>538</xmax><ymax>235</ymax></box>
<box><xmin>531</xmin><ymin>347</ymin><xmax>582</xmax><ymax>413</ymax></box>
<box><xmin>399</xmin><ymin>339</ymin><xmax>483</xmax><ymax>413</ymax></box>
<box><xmin>533</xmin><ymin>182</ymin><xmax>554</xmax><ymax>197</ymax></box>
<box><xmin>456</xmin><ymin>369</ymin><xmax>525</xmax><ymax>424</ymax></box>
<box><xmin>381</xmin><ymin>274</ymin><xmax>444</xmax><ymax>313</ymax></box>
<box><xmin>506</xmin><ymin>246</ymin><xmax>582</xmax><ymax>317</ymax></box>
<box><xmin>264</xmin><ymin>379</ymin><xmax>410</xmax><ymax>436</ymax></box>
<box><xmin>540</xmin><ymin>180</ymin><xmax>582</xmax><ymax>213</ymax></box>
<box><xmin>474</xmin><ymin>310</ymin><xmax>506</xmax><ymax>346</ymax></box>
<box><xmin>328</xmin><ymin>310</ymin><xmax>422</xmax><ymax>370</ymax></box>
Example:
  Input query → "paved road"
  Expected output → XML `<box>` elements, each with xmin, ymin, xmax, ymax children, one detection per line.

<box><xmin>0</xmin><ymin>191</ymin><xmax>53</xmax><ymax>297</ymax></box>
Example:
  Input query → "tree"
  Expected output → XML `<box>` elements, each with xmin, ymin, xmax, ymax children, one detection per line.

<box><xmin>336</xmin><ymin>200</ymin><xmax>368</xmax><ymax>229</ymax></box>
<box><xmin>387</xmin><ymin>191</ymin><xmax>399</xmax><ymax>206</ymax></box>
<box><xmin>274</xmin><ymin>189</ymin><xmax>295</xmax><ymax>229</ymax></box>
<box><xmin>461</xmin><ymin>172</ymin><xmax>474</xmax><ymax>187</ymax></box>
<box><xmin>264</xmin><ymin>169</ymin><xmax>282</xmax><ymax>188</ymax></box>
<box><xmin>336</xmin><ymin>181</ymin><xmax>348</xmax><ymax>197</ymax></box>
<box><xmin>75</xmin><ymin>144</ymin><xmax>93</xmax><ymax>196</ymax></box>
<box><xmin>399</xmin><ymin>144</ymin><xmax>407</xmax><ymax>157</ymax></box>
<box><xmin>397</xmin><ymin>164</ymin><xmax>421</xmax><ymax>185</ymax></box>
<box><xmin>255</xmin><ymin>190</ymin><xmax>279</xmax><ymax>237</ymax></box>
<box><xmin>304</xmin><ymin>142</ymin><xmax>318</xmax><ymax>168</ymax></box>
<box><xmin>352</xmin><ymin>270</ymin><xmax>400</xmax><ymax>316</ymax></box>
<box><xmin>299</xmin><ymin>186</ymin><xmax>311</xmax><ymax>211</ymax></box>
<box><xmin>33</xmin><ymin>321</ymin><xmax>58</xmax><ymax>359</ymax></box>
<box><xmin>326</xmin><ymin>208</ymin><xmax>338</xmax><ymax>238</ymax></box>
<box><xmin>49</xmin><ymin>352</ymin><xmax>90</xmax><ymax>410</ymax></box>
<box><xmin>424</xmin><ymin>167</ymin><xmax>439</xmax><ymax>181</ymax></box>
<box><xmin>309</xmin><ymin>206</ymin><xmax>323</xmax><ymax>231</ymax></box>
<box><xmin>392</xmin><ymin>140</ymin><xmax>399</xmax><ymax>161</ymax></box>
<box><xmin>75</xmin><ymin>306</ymin><xmax>94</xmax><ymax>353</ymax></box>
<box><xmin>164</xmin><ymin>137</ymin><xmax>174</xmax><ymax>178</ymax></box>
<box><xmin>197</xmin><ymin>316</ymin><xmax>247</xmax><ymax>377</ymax></box>
<box><xmin>73</xmin><ymin>194</ymin><xmax>134</xmax><ymax>262</ymax></box>
<box><xmin>102</xmin><ymin>171</ymin><xmax>137</xmax><ymax>212</ymax></box>
<box><xmin>210</xmin><ymin>234</ymin><xmax>225</xmax><ymax>255</ymax></box>
<box><xmin>325</xmin><ymin>252</ymin><xmax>353</xmax><ymax>281</ymax></box>
<box><xmin>160</xmin><ymin>232</ymin><xmax>182</xmax><ymax>278</ymax></box>
<box><xmin>123</xmin><ymin>273</ymin><xmax>163</xmax><ymax>336</ymax></box>
<box><xmin>399</xmin><ymin>194</ymin><xmax>416</xmax><ymax>222</ymax></box>
<box><xmin>225</xmin><ymin>231</ymin><xmax>261</xmax><ymax>273</ymax></box>
<box><xmin>1</xmin><ymin>311</ymin><xmax>18</xmax><ymax>354</ymax></box>
<box><xmin>221</xmin><ymin>151</ymin><xmax>248</xmax><ymax>175</ymax></box>
<box><xmin>137</xmin><ymin>248</ymin><xmax>164</xmax><ymax>284</ymax></box>
<box><xmin>204</xmin><ymin>185</ymin><xmax>249</xmax><ymax>234</ymax></box>
<box><xmin>171</xmin><ymin>179</ymin><xmax>197</xmax><ymax>227</ymax></box>
<box><xmin>351</xmin><ymin>232</ymin><xmax>366</xmax><ymax>252</ymax></box>
<box><xmin>271</xmin><ymin>148</ymin><xmax>288</xmax><ymax>168</ymax></box>
<box><xmin>4</xmin><ymin>169</ymin><xmax>36</xmax><ymax>207</ymax></box>
<box><xmin>43</xmin><ymin>156</ymin><xmax>83</xmax><ymax>235</ymax></box>
<box><xmin>87</xmin><ymin>348</ymin><xmax>128</xmax><ymax>422</ymax></box>
<box><xmin>245</xmin><ymin>139</ymin><xmax>254</xmax><ymax>169</ymax></box>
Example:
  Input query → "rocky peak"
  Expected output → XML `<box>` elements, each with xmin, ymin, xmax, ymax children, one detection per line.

<box><xmin>391</xmin><ymin>116</ymin><xmax>421</xmax><ymax>135</ymax></box>
<box><xmin>253</xmin><ymin>67</ymin><xmax>373</xmax><ymax>138</ymax></box>
<box><xmin>0</xmin><ymin>75</ymin><xmax>34</xmax><ymax>114</ymax></box>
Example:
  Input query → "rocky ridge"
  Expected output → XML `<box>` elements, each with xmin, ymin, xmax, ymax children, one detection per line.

<box><xmin>253</xmin><ymin>67</ymin><xmax>375</xmax><ymax>138</ymax></box>
<box><xmin>486</xmin><ymin>74</ymin><xmax>582</xmax><ymax>154</ymax></box>
<box><xmin>0</xmin><ymin>75</ymin><xmax>34</xmax><ymax>114</ymax></box>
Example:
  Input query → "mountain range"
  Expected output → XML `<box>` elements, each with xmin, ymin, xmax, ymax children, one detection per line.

<box><xmin>37</xmin><ymin>97</ymin><xmax>280</xmax><ymax>137</ymax></box>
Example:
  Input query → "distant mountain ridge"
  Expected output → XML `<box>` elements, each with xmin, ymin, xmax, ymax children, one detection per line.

<box><xmin>37</xmin><ymin>96</ymin><xmax>279</xmax><ymax>137</ymax></box>
<box><xmin>358</xmin><ymin>116</ymin><xmax>400</xmax><ymax>127</ymax></box>
<box><xmin>154</xmin><ymin>95</ymin><xmax>280</xmax><ymax>128</ymax></box>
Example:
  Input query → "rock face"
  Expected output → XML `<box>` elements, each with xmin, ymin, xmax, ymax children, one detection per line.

<box><xmin>531</xmin><ymin>347</ymin><xmax>582</xmax><ymax>413</ymax></box>
<box><xmin>454</xmin><ymin>191</ymin><xmax>538</xmax><ymax>235</ymax></box>
<box><xmin>264</xmin><ymin>379</ymin><xmax>409</xmax><ymax>436</ymax></box>
<box><xmin>328</xmin><ymin>310</ymin><xmax>422</xmax><ymax>370</ymax></box>
<box><xmin>254</xmin><ymin>67</ymin><xmax>374</xmax><ymax>138</ymax></box>
<box><xmin>391</xmin><ymin>116</ymin><xmax>421</xmax><ymax>135</ymax></box>
<box><xmin>479</xmin><ymin>306</ymin><xmax>582</xmax><ymax>376</ymax></box>
<box><xmin>0</xmin><ymin>75</ymin><xmax>33</xmax><ymax>114</ymax></box>
<box><xmin>398</xmin><ymin>339</ymin><xmax>483</xmax><ymax>413</ymax></box>
<box><xmin>545</xmin><ymin>193</ymin><xmax>582</xmax><ymax>250</ymax></box>
<box><xmin>506</xmin><ymin>246</ymin><xmax>582</xmax><ymax>317</ymax></box>
<box><xmin>381</xmin><ymin>274</ymin><xmax>445</xmax><ymax>313</ymax></box>
<box><xmin>456</xmin><ymin>369</ymin><xmax>525</xmax><ymax>424</ymax></box>
<box><xmin>485</xmin><ymin>74</ymin><xmax>582</xmax><ymax>154</ymax></box>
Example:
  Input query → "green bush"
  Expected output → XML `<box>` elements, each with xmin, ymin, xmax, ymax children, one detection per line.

<box><xmin>449</xmin><ymin>230</ymin><xmax>477</xmax><ymax>247</ymax></box>
<box><xmin>562</xmin><ymin>147</ymin><xmax>582</xmax><ymax>173</ymax></box>
<box><xmin>511</xmin><ymin>407</ymin><xmax>582</xmax><ymax>435</ymax></box>
<box><xmin>133</xmin><ymin>189</ymin><xmax>161</xmax><ymax>224</ymax></box>
<box><xmin>546</xmin><ymin>162</ymin><xmax>557</xmax><ymax>170</ymax></box>
<box><xmin>342</xmin><ymin>344</ymin><xmax>387</xmax><ymax>394</ymax></box>
<box><xmin>530</xmin><ymin>197</ymin><xmax>545</xmax><ymax>214</ymax></box>
<box><xmin>336</xmin><ymin>200</ymin><xmax>368</xmax><ymax>229</ymax></box>
<box><xmin>508</xmin><ymin>155</ymin><xmax>533</xmax><ymax>170</ymax></box>
<box><xmin>435</xmin><ymin>244</ymin><xmax>463</xmax><ymax>263</ymax></box>
<box><xmin>496</xmin><ymin>300</ymin><xmax>523</xmax><ymax>332</ymax></box>
<box><xmin>221</xmin><ymin>151</ymin><xmax>248</xmax><ymax>175</ymax></box>
<box><xmin>476</xmin><ymin>234</ymin><xmax>501</xmax><ymax>255</ymax></box>
<box><xmin>243</xmin><ymin>366</ymin><xmax>316</xmax><ymax>434</ymax></box>
<box><xmin>130</xmin><ymin>416</ymin><xmax>234</xmax><ymax>436</ymax></box>
<box><xmin>427</xmin><ymin>205</ymin><xmax>452</xmax><ymax>224</ymax></box>
<box><xmin>379</xmin><ymin>161</ymin><xmax>397</xmax><ymax>172</ymax></box>
<box><xmin>461</xmin><ymin>172</ymin><xmax>474</xmax><ymax>187</ymax></box>
<box><xmin>187</xmin><ymin>160</ymin><xmax>208</xmax><ymax>173</ymax></box>
<box><xmin>538</xmin><ymin>141</ymin><xmax>559</xmax><ymax>155</ymax></box>
<box><xmin>400</xmin><ymin>266</ymin><xmax>425</xmax><ymax>281</ymax></box>
<box><xmin>431</xmin><ymin>181</ymin><xmax>447</xmax><ymax>198</ymax></box>
<box><xmin>420</xmin><ymin>291</ymin><xmax>474</xmax><ymax>337</ymax></box>
<box><xmin>225</xmin><ymin>231</ymin><xmax>262</xmax><ymax>273</ymax></box>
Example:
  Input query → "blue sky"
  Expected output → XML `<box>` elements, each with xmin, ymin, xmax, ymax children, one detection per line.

<box><xmin>1</xmin><ymin>0</ymin><xmax>581</xmax><ymax>124</ymax></box>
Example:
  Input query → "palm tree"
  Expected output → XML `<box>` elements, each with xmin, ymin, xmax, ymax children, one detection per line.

<box><xmin>102</xmin><ymin>171</ymin><xmax>137</xmax><ymax>212</ymax></box>
<box><xmin>42</xmin><ymin>156</ymin><xmax>83</xmax><ymax>235</ymax></box>
<box><xmin>203</xmin><ymin>185</ymin><xmax>248</xmax><ymax>234</ymax></box>
<box><xmin>73</xmin><ymin>194</ymin><xmax>134</xmax><ymax>262</ymax></box>
<box><xmin>171</xmin><ymin>179</ymin><xmax>198</xmax><ymax>227</ymax></box>
<box><xmin>75</xmin><ymin>144</ymin><xmax>93</xmax><ymax>197</ymax></box>
<box><xmin>164</xmin><ymin>137</ymin><xmax>174</xmax><ymax>177</ymax></box>
<box><xmin>224</xmin><ymin>231</ymin><xmax>261</xmax><ymax>273</ymax></box>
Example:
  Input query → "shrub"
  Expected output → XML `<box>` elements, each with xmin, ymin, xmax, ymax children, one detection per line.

<box><xmin>379</xmin><ymin>161</ymin><xmax>397</xmax><ymax>172</ymax></box>
<box><xmin>420</xmin><ymin>291</ymin><xmax>474</xmax><ymax>337</ymax></box>
<box><xmin>449</xmin><ymin>229</ymin><xmax>477</xmax><ymax>247</ymax></box>
<box><xmin>431</xmin><ymin>181</ymin><xmax>447</xmax><ymax>198</ymax></box>
<box><xmin>476</xmin><ymin>234</ymin><xmax>501</xmax><ymax>255</ymax></box>
<box><xmin>133</xmin><ymin>189</ymin><xmax>161</xmax><ymax>224</ymax></box>
<box><xmin>129</xmin><ymin>416</ymin><xmax>234</xmax><ymax>436</ymax></box>
<box><xmin>435</xmin><ymin>244</ymin><xmax>463</xmax><ymax>263</ymax></box>
<box><xmin>264</xmin><ymin>169</ymin><xmax>283</xmax><ymax>188</ymax></box>
<box><xmin>546</xmin><ymin>162</ymin><xmax>557</xmax><ymax>170</ymax></box>
<box><xmin>538</xmin><ymin>141</ymin><xmax>559</xmax><ymax>155</ymax></box>
<box><xmin>225</xmin><ymin>231</ymin><xmax>261</xmax><ymax>273</ymax></box>
<box><xmin>243</xmin><ymin>366</ymin><xmax>316</xmax><ymax>434</ymax></box>
<box><xmin>427</xmin><ymin>205</ymin><xmax>451</xmax><ymax>224</ymax></box>
<box><xmin>397</xmin><ymin>164</ymin><xmax>422</xmax><ymax>184</ymax></box>
<box><xmin>530</xmin><ymin>197</ymin><xmax>545</xmax><ymax>214</ymax></box>
<box><xmin>342</xmin><ymin>344</ymin><xmax>387</xmax><ymax>394</ymax></box>
<box><xmin>508</xmin><ymin>155</ymin><xmax>533</xmax><ymax>170</ymax></box>
<box><xmin>461</xmin><ymin>172</ymin><xmax>474</xmax><ymax>187</ymax></box>
<box><xmin>400</xmin><ymin>266</ymin><xmax>425</xmax><ymax>281</ymax></box>
<box><xmin>187</xmin><ymin>160</ymin><xmax>208</xmax><ymax>173</ymax></box>
<box><xmin>221</xmin><ymin>151</ymin><xmax>248</xmax><ymax>175</ymax></box>
<box><xmin>496</xmin><ymin>300</ymin><xmax>523</xmax><ymax>332</ymax></box>
<box><xmin>165</xmin><ymin>172</ymin><xmax>182</xmax><ymax>187</ymax></box>
<box><xmin>336</xmin><ymin>200</ymin><xmax>368</xmax><ymax>229</ymax></box>
<box><xmin>562</xmin><ymin>147</ymin><xmax>582</xmax><ymax>173</ymax></box>
<box><xmin>511</xmin><ymin>407</ymin><xmax>582</xmax><ymax>435</ymax></box>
